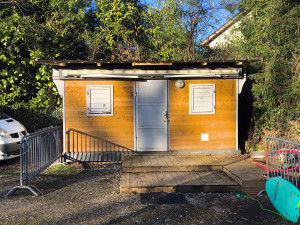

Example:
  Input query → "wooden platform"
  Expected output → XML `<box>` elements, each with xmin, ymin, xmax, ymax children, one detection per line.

<box><xmin>120</xmin><ymin>154</ymin><xmax>266</xmax><ymax>194</ymax></box>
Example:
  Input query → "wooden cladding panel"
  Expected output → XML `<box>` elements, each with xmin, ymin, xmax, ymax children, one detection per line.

<box><xmin>65</xmin><ymin>80</ymin><xmax>134</xmax><ymax>149</ymax></box>
<box><xmin>169</xmin><ymin>80</ymin><xmax>237</xmax><ymax>151</ymax></box>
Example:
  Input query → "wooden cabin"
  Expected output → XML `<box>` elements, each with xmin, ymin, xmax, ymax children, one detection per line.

<box><xmin>37</xmin><ymin>59</ymin><xmax>261</xmax><ymax>154</ymax></box>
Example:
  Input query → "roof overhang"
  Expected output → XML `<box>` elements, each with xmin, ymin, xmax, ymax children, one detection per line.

<box><xmin>36</xmin><ymin>58</ymin><xmax>262</xmax><ymax>67</ymax></box>
<box><xmin>61</xmin><ymin>68</ymin><xmax>242</xmax><ymax>79</ymax></box>
<box><xmin>36</xmin><ymin>58</ymin><xmax>262</xmax><ymax>80</ymax></box>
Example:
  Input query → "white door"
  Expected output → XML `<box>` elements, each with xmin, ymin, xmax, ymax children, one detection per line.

<box><xmin>135</xmin><ymin>80</ymin><xmax>168</xmax><ymax>151</ymax></box>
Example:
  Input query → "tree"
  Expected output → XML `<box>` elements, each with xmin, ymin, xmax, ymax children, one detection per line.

<box><xmin>215</xmin><ymin>0</ymin><xmax>300</xmax><ymax>141</ymax></box>
<box><xmin>89</xmin><ymin>0</ymin><xmax>150</xmax><ymax>61</ymax></box>
<box><xmin>0</xmin><ymin>0</ymin><xmax>90</xmax><ymax>110</ymax></box>
<box><xmin>148</xmin><ymin>0</ymin><xmax>229</xmax><ymax>60</ymax></box>
<box><xmin>146</xmin><ymin>0</ymin><xmax>187</xmax><ymax>60</ymax></box>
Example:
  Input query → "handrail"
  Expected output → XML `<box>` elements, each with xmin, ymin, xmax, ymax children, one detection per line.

<box><xmin>65</xmin><ymin>128</ymin><xmax>134</xmax><ymax>163</ymax></box>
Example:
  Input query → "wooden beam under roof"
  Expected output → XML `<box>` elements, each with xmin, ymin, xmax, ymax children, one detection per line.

<box><xmin>132</xmin><ymin>62</ymin><xmax>173</xmax><ymax>66</ymax></box>
<box><xmin>235</xmin><ymin>61</ymin><xmax>243</xmax><ymax>66</ymax></box>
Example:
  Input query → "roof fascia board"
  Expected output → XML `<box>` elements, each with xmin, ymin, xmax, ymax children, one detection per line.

<box><xmin>60</xmin><ymin>68</ymin><xmax>242</xmax><ymax>80</ymax></box>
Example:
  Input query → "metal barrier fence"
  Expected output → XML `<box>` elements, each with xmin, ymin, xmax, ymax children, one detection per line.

<box><xmin>6</xmin><ymin>127</ymin><xmax>63</xmax><ymax>196</ymax></box>
<box><xmin>65</xmin><ymin>128</ymin><xmax>134</xmax><ymax>163</ymax></box>
<box><xmin>264</xmin><ymin>137</ymin><xmax>300</xmax><ymax>187</ymax></box>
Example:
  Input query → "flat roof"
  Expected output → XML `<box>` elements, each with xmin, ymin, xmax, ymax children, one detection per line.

<box><xmin>35</xmin><ymin>58</ymin><xmax>262</xmax><ymax>67</ymax></box>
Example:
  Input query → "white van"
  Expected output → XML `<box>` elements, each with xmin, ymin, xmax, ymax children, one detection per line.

<box><xmin>0</xmin><ymin>112</ymin><xmax>28</xmax><ymax>160</ymax></box>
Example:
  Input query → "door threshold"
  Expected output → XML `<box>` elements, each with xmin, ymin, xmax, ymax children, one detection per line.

<box><xmin>135</xmin><ymin>151</ymin><xmax>169</xmax><ymax>154</ymax></box>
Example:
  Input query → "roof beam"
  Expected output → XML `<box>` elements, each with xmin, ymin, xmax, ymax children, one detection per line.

<box><xmin>59</xmin><ymin>62</ymin><xmax>67</xmax><ymax>66</ymax></box>
<box><xmin>132</xmin><ymin>62</ymin><xmax>172</xmax><ymax>66</ymax></box>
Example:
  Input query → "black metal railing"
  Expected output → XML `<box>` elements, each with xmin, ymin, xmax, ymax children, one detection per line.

<box><xmin>264</xmin><ymin>137</ymin><xmax>300</xmax><ymax>187</ymax></box>
<box><xmin>65</xmin><ymin>128</ymin><xmax>134</xmax><ymax>163</ymax></box>
<box><xmin>6</xmin><ymin>127</ymin><xmax>63</xmax><ymax>196</ymax></box>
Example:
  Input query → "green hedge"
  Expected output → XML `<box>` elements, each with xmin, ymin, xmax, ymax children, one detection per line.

<box><xmin>1</xmin><ymin>107</ymin><xmax>63</xmax><ymax>133</ymax></box>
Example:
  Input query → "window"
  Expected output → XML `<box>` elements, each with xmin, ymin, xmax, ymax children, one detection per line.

<box><xmin>189</xmin><ymin>84</ymin><xmax>215</xmax><ymax>114</ymax></box>
<box><xmin>86</xmin><ymin>85</ymin><xmax>113</xmax><ymax>116</ymax></box>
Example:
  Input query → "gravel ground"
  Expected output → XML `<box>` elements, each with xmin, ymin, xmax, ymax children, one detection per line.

<box><xmin>0</xmin><ymin>158</ymin><xmax>295</xmax><ymax>225</ymax></box>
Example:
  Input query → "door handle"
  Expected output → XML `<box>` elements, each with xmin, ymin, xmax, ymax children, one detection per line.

<box><xmin>164</xmin><ymin>111</ymin><xmax>169</xmax><ymax>122</ymax></box>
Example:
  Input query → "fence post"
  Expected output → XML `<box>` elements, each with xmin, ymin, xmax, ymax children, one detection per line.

<box><xmin>64</xmin><ymin>129</ymin><xmax>70</xmax><ymax>163</ymax></box>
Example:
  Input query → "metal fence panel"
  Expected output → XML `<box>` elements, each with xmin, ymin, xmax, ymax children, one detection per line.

<box><xmin>6</xmin><ymin>127</ymin><xmax>63</xmax><ymax>196</ymax></box>
<box><xmin>265</xmin><ymin>137</ymin><xmax>300</xmax><ymax>187</ymax></box>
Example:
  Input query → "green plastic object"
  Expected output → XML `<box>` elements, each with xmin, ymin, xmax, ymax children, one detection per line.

<box><xmin>236</xmin><ymin>193</ymin><xmax>245</xmax><ymax>198</ymax></box>
<box><xmin>266</xmin><ymin>178</ymin><xmax>300</xmax><ymax>223</ymax></box>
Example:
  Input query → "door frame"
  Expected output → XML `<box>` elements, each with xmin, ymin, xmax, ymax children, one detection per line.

<box><xmin>134</xmin><ymin>80</ymin><xmax>169</xmax><ymax>152</ymax></box>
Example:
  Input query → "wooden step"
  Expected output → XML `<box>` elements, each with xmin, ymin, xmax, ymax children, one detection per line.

<box><xmin>121</xmin><ymin>154</ymin><xmax>266</xmax><ymax>194</ymax></box>
<box><xmin>223</xmin><ymin>165</ymin><xmax>266</xmax><ymax>194</ymax></box>
<box><xmin>123</xmin><ymin>164</ymin><xmax>222</xmax><ymax>173</ymax></box>
<box><xmin>120</xmin><ymin>171</ymin><xmax>241</xmax><ymax>194</ymax></box>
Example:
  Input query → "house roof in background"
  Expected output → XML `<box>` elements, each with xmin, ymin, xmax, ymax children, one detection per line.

<box><xmin>201</xmin><ymin>13</ymin><xmax>244</xmax><ymax>46</ymax></box>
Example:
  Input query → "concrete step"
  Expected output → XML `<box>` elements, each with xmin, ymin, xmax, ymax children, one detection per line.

<box><xmin>120</xmin><ymin>171</ymin><xmax>241</xmax><ymax>194</ymax></box>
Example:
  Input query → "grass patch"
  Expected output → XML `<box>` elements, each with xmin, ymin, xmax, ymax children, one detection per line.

<box><xmin>42</xmin><ymin>164</ymin><xmax>78</xmax><ymax>175</ymax></box>
<box><xmin>0</xmin><ymin>168</ymin><xmax>19</xmax><ymax>177</ymax></box>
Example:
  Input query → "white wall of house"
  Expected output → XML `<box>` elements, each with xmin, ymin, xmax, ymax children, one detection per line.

<box><xmin>209</xmin><ymin>21</ymin><xmax>243</xmax><ymax>48</ymax></box>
